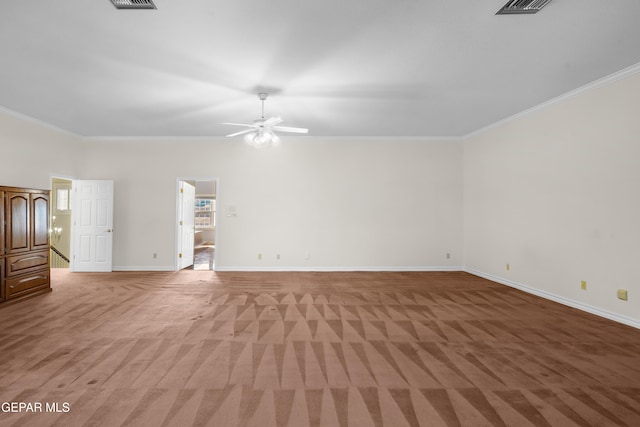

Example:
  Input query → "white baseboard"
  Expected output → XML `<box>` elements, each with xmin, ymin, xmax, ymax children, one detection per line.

<box><xmin>214</xmin><ymin>266</ymin><xmax>464</xmax><ymax>272</ymax></box>
<box><xmin>112</xmin><ymin>266</ymin><xmax>175</xmax><ymax>272</ymax></box>
<box><xmin>111</xmin><ymin>265</ymin><xmax>464</xmax><ymax>272</ymax></box>
<box><xmin>465</xmin><ymin>268</ymin><xmax>640</xmax><ymax>330</ymax></box>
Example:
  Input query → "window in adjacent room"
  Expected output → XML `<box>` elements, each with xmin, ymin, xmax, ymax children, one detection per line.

<box><xmin>57</xmin><ymin>188</ymin><xmax>70</xmax><ymax>211</ymax></box>
<box><xmin>195</xmin><ymin>198</ymin><xmax>215</xmax><ymax>229</ymax></box>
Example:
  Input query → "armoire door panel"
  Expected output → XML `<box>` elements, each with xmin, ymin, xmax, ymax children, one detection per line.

<box><xmin>0</xmin><ymin>191</ymin><xmax>5</xmax><ymax>257</ymax></box>
<box><xmin>31</xmin><ymin>194</ymin><xmax>50</xmax><ymax>250</ymax></box>
<box><xmin>6</xmin><ymin>192</ymin><xmax>30</xmax><ymax>254</ymax></box>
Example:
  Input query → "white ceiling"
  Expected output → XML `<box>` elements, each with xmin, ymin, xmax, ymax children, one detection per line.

<box><xmin>2</xmin><ymin>0</ymin><xmax>640</xmax><ymax>138</ymax></box>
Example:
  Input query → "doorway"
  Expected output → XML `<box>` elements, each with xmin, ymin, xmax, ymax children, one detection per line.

<box><xmin>50</xmin><ymin>177</ymin><xmax>115</xmax><ymax>272</ymax></box>
<box><xmin>50</xmin><ymin>177</ymin><xmax>72</xmax><ymax>268</ymax></box>
<box><xmin>176</xmin><ymin>178</ymin><xmax>217</xmax><ymax>271</ymax></box>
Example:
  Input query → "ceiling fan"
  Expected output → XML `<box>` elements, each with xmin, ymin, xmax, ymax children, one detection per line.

<box><xmin>222</xmin><ymin>93</ymin><xmax>308</xmax><ymax>146</ymax></box>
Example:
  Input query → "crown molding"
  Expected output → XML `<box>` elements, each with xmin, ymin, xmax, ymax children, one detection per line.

<box><xmin>81</xmin><ymin>135</ymin><xmax>462</xmax><ymax>143</ymax></box>
<box><xmin>0</xmin><ymin>105</ymin><xmax>82</xmax><ymax>138</ymax></box>
<box><xmin>464</xmin><ymin>60</ymin><xmax>640</xmax><ymax>139</ymax></box>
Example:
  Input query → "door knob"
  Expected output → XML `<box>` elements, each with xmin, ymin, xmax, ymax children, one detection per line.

<box><xmin>106</xmin><ymin>229</ymin><xmax>113</xmax><ymax>233</ymax></box>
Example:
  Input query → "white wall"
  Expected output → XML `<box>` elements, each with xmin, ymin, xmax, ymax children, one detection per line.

<box><xmin>82</xmin><ymin>137</ymin><xmax>464</xmax><ymax>271</ymax></box>
<box><xmin>0</xmin><ymin>110</ymin><xmax>463</xmax><ymax>271</ymax></box>
<box><xmin>464</xmin><ymin>69</ymin><xmax>640</xmax><ymax>327</ymax></box>
<box><xmin>0</xmin><ymin>109</ymin><xmax>84</xmax><ymax>188</ymax></box>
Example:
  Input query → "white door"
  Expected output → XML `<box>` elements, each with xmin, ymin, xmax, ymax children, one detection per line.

<box><xmin>177</xmin><ymin>181</ymin><xmax>195</xmax><ymax>269</ymax></box>
<box><xmin>71</xmin><ymin>180</ymin><xmax>114</xmax><ymax>272</ymax></box>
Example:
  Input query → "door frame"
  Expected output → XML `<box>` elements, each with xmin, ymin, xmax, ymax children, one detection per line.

<box><xmin>49</xmin><ymin>174</ymin><xmax>74</xmax><ymax>267</ymax></box>
<box><xmin>175</xmin><ymin>177</ymin><xmax>219</xmax><ymax>271</ymax></box>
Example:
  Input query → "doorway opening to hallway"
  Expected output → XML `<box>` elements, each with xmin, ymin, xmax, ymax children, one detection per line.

<box><xmin>176</xmin><ymin>178</ymin><xmax>217</xmax><ymax>271</ymax></box>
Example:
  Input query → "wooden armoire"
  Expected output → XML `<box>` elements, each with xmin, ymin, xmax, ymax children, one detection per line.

<box><xmin>1</xmin><ymin>186</ymin><xmax>51</xmax><ymax>304</ymax></box>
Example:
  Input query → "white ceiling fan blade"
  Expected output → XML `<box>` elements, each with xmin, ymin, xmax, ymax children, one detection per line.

<box><xmin>262</xmin><ymin>116</ymin><xmax>283</xmax><ymax>127</ymax></box>
<box><xmin>221</xmin><ymin>122</ymin><xmax>259</xmax><ymax>128</ymax></box>
<box><xmin>226</xmin><ymin>128</ymin><xmax>256</xmax><ymax>137</ymax></box>
<box><xmin>272</xmin><ymin>125</ymin><xmax>309</xmax><ymax>134</ymax></box>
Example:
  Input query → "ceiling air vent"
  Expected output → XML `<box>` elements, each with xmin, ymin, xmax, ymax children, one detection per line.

<box><xmin>110</xmin><ymin>0</ymin><xmax>156</xmax><ymax>9</ymax></box>
<box><xmin>496</xmin><ymin>0</ymin><xmax>552</xmax><ymax>14</ymax></box>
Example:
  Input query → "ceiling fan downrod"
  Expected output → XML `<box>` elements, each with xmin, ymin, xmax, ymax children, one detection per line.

<box><xmin>258</xmin><ymin>92</ymin><xmax>268</xmax><ymax>119</ymax></box>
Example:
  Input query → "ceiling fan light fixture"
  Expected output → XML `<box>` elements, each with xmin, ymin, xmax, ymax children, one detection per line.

<box><xmin>244</xmin><ymin>130</ymin><xmax>280</xmax><ymax>148</ymax></box>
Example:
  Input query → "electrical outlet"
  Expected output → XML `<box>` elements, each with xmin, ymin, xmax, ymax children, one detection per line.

<box><xmin>153</xmin><ymin>253</ymin><xmax>157</xmax><ymax>259</ymax></box>
<box><xmin>581</xmin><ymin>280</ymin><xmax>587</xmax><ymax>291</ymax></box>
<box><xmin>276</xmin><ymin>254</ymin><xmax>281</xmax><ymax>260</ymax></box>
<box><xmin>258</xmin><ymin>253</ymin><xmax>262</xmax><ymax>260</ymax></box>
<box><xmin>506</xmin><ymin>263</ymin><xmax>510</xmax><ymax>271</ymax></box>
<box><xmin>446</xmin><ymin>253</ymin><xmax>451</xmax><ymax>259</ymax></box>
<box><xmin>617</xmin><ymin>289</ymin><xmax>628</xmax><ymax>301</ymax></box>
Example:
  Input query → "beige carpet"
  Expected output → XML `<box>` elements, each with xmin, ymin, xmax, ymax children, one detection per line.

<box><xmin>0</xmin><ymin>270</ymin><xmax>638</xmax><ymax>426</ymax></box>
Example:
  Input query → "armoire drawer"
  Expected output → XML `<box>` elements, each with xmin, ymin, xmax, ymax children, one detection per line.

<box><xmin>5</xmin><ymin>269</ymin><xmax>50</xmax><ymax>300</ymax></box>
<box><xmin>6</xmin><ymin>250</ymin><xmax>49</xmax><ymax>277</ymax></box>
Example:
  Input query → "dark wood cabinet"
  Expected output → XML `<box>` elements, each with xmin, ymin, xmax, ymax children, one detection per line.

<box><xmin>1</xmin><ymin>186</ymin><xmax>51</xmax><ymax>305</ymax></box>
